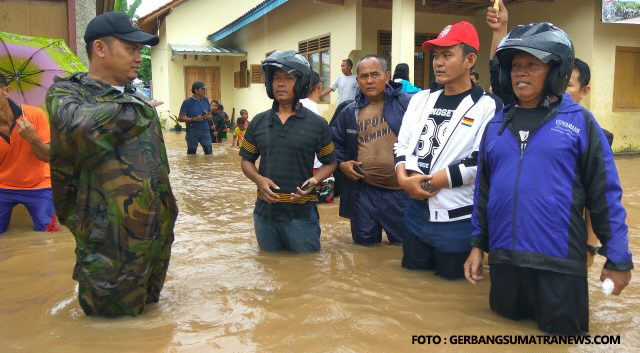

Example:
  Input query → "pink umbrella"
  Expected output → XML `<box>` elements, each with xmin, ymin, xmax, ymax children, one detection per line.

<box><xmin>0</xmin><ymin>31</ymin><xmax>86</xmax><ymax>110</ymax></box>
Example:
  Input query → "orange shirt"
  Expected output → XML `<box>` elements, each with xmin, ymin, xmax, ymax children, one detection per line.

<box><xmin>0</xmin><ymin>103</ymin><xmax>51</xmax><ymax>190</ymax></box>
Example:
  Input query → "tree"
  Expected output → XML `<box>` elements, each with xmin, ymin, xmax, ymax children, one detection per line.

<box><xmin>113</xmin><ymin>0</ymin><xmax>151</xmax><ymax>83</ymax></box>
<box><xmin>113</xmin><ymin>0</ymin><xmax>142</xmax><ymax>17</ymax></box>
<box><xmin>138</xmin><ymin>46</ymin><xmax>152</xmax><ymax>83</ymax></box>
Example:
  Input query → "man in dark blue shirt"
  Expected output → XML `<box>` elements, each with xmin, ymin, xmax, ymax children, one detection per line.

<box><xmin>179</xmin><ymin>81</ymin><xmax>213</xmax><ymax>155</ymax></box>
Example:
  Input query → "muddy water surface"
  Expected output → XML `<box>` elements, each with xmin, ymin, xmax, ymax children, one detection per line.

<box><xmin>1</xmin><ymin>132</ymin><xmax>639</xmax><ymax>352</ymax></box>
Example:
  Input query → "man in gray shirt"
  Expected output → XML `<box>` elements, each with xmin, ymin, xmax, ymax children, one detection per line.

<box><xmin>320</xmin><ymin>59</ymin><xmax>358</xmax><ymax>104</ymax></box>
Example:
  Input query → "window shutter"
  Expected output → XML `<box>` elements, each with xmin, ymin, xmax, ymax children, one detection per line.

<box><xmin>250</xmin><ymin>64</ymin><xmax>264</xmax><ymax>84</ymax></box>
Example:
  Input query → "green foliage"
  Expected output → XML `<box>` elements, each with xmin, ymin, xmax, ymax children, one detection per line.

<box><xmin>114</xmin><ymin>0</ymin><xmax>142</xmax><ymax>19</ymax></box>
<box><xmin>127</xmin><ymin>0</ymin><xmax>142</xmax><ymax>18</ymax></box>
<box><xmin>138</xmin><ymin>46</ymin><xmax>152</xmax><ymax>83</ymax></box>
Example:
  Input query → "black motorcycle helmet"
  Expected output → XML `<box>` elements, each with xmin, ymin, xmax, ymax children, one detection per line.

<box><xmin>262</xmin><ymin>50</ymin><xmax>312</xmax><ymax>100</ymax></box>
<box><xmin>496</xmin><ymin>23</ymin><xmax>575</xmax><ymax>101</ymax></box>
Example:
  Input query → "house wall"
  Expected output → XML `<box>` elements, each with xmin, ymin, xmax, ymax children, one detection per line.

<box><xmin>75</xmin><ymin>0</ymin><xmax>96</xmax><ymax>67</ymax></box>
<box><xmin>591</xmin><ymin>0</ymin><xmax>640</xmax><ymax>150</ymax></box>
<box><xmin>218</xmin><ymin>0</ymin><xmax>363</xmax><ymax>120</ymax></box>
<box><xmin>150</xmin><ymin>0</ymin><xmax>262</xmax><ymax>120</ymax></box>
<box><xmin>473</xmin><ymin>0</ymin><xmax>640</xmax><ymax>150</ymax></box>
<box><xmin>150</xmin><ymin>0</ymin><xmax>640</xmax><ymax>149</ymax></box>
<box><xmin>474</xmin><ymin>0</ymin><xmax>596</xmax><ymax>106</ymax></box>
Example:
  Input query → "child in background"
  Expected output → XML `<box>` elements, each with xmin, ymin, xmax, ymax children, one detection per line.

<box><xmin>239</xmin><ymin>109</ymin><xmax>250</xmax><ymax>124</ymax></box>
<box><xmin>217</xmin><ymin>104</ymin><xmax>230</xmax><ymax>139</ymax></box>
<box><xmin>232</xmin><ymin>118</ymin><xmax>247</xmax><ymax>147</ymax></box>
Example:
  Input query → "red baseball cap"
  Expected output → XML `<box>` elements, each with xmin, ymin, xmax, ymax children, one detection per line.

<box><xmin>422</xmin><ymin>21</ymin><xmax>480</xmax><ymax>51</ymax></box>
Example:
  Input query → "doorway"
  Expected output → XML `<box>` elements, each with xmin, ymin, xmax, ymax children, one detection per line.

<box><xmin>184</xmin><ymin>66</ymin><xmax>221</xmax><ymax>102</ymax></box>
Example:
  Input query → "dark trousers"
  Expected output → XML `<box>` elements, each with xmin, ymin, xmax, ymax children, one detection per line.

<box><xmin>350</xmin><ymin>183</ymin><xmax>409</xmax><ymax>245</ymax></box>
<box><xmin>186</xmin><ymin>128</ymin><xmax>212</xmax><ymax>154</ymax></box>
<box><xmin>489</xmin><ymin>264</ymin><xmax>589</xmax><ymax>335</ymax></box>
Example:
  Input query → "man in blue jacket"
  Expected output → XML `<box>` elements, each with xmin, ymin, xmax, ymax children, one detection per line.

<box><xmin>332</xmin><ymin>55</ymin><xmax>411</xmax><ymax>245</ymax></box>
<box><xmin>464</xmin><ymin>23</ymin><xmax>632</xmax><ymax>335</ymax></box>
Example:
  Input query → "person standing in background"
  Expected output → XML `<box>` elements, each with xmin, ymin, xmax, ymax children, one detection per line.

<box><xmin>320</xmin><ymin>59</ymin><xmax>358</xmax><ymax>104</ymax></box>
<box><xmin>0</xmin><ymin>75</ymin><xmax>57</xmax><ymax>234</ymax></box>
<box><xmin>179</xmin><ymin>81</ymin><xmax>213</xmax><ymax>155</ymax></box>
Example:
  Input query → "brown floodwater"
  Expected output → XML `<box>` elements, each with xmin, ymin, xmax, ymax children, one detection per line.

<box><xmin>1</xmin><ymin>132</ymin><xmax>638</xmax><ymax>353</ymax></box>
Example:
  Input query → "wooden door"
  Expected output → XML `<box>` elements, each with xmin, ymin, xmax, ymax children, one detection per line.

<box><xmin>0</xmin><ymin>0</ymin><xmax>69</xmax><ymax>46</ymax></box>
<box><xmin>184</xmin><ymin>66</ymin><xmax>221</xmax><ymax>103</ymax></box>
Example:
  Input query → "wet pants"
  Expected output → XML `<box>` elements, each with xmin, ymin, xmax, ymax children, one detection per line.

<box><xmin>186</xmin><ymin>128</ymin><xmax>212</xmax><ymax>154</ymax></box>
<box><xmin>0</xmin><ymin>188</ymin><xmax>56</xmax><ymax>234</ymax></box>
<box><xmin>489</xmin><ymin>264</ymin><xmax>589</xmax><ymax>335</ymax></box>
<box><xmin>402</xmin><ymin>199</ymin><xmax>471</xmax><ymax>280</ymax></box>
<box><xmin>253</xmin><ymin>207</ymin><xmax>321</xmax><ymax>253</ymax></box>
<box><xmin>350</xmin><ymin>183</ymin><xmax>408</xmax><ymax>245</ymax></box>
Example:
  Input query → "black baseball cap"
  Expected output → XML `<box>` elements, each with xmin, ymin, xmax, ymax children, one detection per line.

<box><xmin>84</xmin><ymin>12</ymin><xmax>159</xmax><ymax>46</ymax></box>
<box><xmin>192</xmin><ymin>81</ymin><xmax>207</xmax><ymax>90</ymax></box>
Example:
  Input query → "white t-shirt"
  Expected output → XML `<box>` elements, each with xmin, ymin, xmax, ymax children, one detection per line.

<box><xmin>300</xmin><ymin>98</ymin><xmax>323</xmax><ymax>168</ymax></box>
<box><xmin>300</xmin><ymin>98</ymin><xmax>319</xmax><ymax>114</ymax></box>
<box><xmin>330</xmin><ymin>75</ymin><xmax>358</xmax><ymax>104</ymax></box>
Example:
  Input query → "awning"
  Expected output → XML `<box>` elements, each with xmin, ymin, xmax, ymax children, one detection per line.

<box><xmin>170</xmin><ymin>44</ymin><xmax>247</xmax><ymax>59</ymax></box>
<box><xmin>207</xmin><ymin>0</ymin><xmax>288</xmax><ymax>43</ymax></box>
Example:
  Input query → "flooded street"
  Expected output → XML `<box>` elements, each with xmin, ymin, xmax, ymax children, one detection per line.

<box><xmin>1</xmin><ymin>132</ymin><xmax>639</xmax><ymax>353</ymax></box>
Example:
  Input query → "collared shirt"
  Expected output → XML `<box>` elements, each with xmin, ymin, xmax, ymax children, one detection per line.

<box><xmin>0</xmin><ymin>99</ymin><xmax>51</xmax><ymax>190</ymax></box>
<box><xmin>179</xmin><ymin>95</ymin><xmax>211</xmax><ymax>130</ymax></box>
<box><xmin>240</xmin><ymin>102</ymin><xmax>336</xmax><ymax>220</ymax></box>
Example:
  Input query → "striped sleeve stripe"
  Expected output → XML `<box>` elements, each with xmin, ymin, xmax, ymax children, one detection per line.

<box><xmin>241</xmin><ymin>140</ymin><xmax>257</xmax><ymax>153</ymax></box>
<box><xmin>257</xmin><ymin>191</ymin><xmax>318</xmax><ymax>204</ymax></box>
<box><xmin>318</xmin><ymin>143</ymin><xmax>335</xmax><ymax>157</ymax></box>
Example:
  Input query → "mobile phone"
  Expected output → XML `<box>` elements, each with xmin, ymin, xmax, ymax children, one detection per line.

<box><xmin>353</xmin><ymin>164</ymin><xmax>365</xmax><ymax>175</ymax></box>
<box><xmin>300</xmin><ymin>181</ymin><xmax>312</xmax><ymax>191</ymax></box>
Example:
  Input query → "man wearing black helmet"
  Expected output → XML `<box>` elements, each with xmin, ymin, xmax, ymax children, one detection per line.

<box><xmin>486</xmin><ymin>1</ymin><xmax>616</xmax><ymax>270</ymax></box>
<box><xmin>239</xmin><ymin>51</ymin><xmax>336</xmax><ymax>253</ymax></box>
<box><xmin>464</xmin><ymin>22</ymin><xmax>632</xmax><ymax>335</ymax></box>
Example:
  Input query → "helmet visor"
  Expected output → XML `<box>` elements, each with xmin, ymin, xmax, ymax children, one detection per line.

<box><xmin>498</xmin><ymin>46</ymin><xmax>558</xmax><ymax>64</ymax></box>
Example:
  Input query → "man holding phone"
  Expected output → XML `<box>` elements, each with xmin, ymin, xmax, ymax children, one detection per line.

<box><xmin>332</xmin><ymin>55</ymin><xmax>411</xmax><ymax>246</ymax></box>
<box><xmin>179</xmin><ymin>81</ymin><xmax>213</xmax><ymax>155</ymax></box>
<box><xmin>240</xmin><ymin>51</ymin><xmax>336</xmax><ymax>253</ymax></box>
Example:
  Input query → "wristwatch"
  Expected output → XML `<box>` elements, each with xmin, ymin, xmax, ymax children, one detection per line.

<box><xmin>421</xmin><ymin>180</ymin><xmax>436</xmax><ymax>193</ymax></box>
<box><xmin>587</xmin><ymin>244</ymin><xmax>600</xmax><ymax>255</ymax></box>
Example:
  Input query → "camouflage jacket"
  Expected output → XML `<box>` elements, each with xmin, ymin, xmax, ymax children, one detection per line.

<box><xmin>46</xmin><ymin>73</ymin><xmax>178</xmax><ymax>249</ymax></box>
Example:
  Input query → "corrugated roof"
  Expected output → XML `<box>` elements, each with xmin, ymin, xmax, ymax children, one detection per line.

<box><xmin>169</xmin><ymin>44</ymin><xmax>247</xmax><ymax>58</ymax></box>
<box><xmin>207</xmin><ymin>0</ymin><xmax>288</xmax><ymax>43</ymax></box>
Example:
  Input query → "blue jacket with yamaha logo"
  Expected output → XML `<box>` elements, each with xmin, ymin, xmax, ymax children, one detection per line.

<box><xmin>471</xmin><ymin>93</ymin><xmax>633</xmax><ymax>276</ymax></box>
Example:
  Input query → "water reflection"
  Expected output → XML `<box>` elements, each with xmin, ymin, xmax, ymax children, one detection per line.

<box><xmin>0</xmin><ymin>133</ymin><xmax>638</xmax><ymax>352</ymax></box>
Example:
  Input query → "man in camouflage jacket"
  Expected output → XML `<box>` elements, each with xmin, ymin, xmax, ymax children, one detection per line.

<box><xmin>45</xmin><ymin>13</ymin><xmax>178</xmax><ymax>317</ymax></box>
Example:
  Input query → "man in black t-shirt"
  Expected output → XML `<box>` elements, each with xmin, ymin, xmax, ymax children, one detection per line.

<box><xmin>239</xmin><ymin>51</ymin><xmax>336</xmax><ymax>253</ymax></box>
